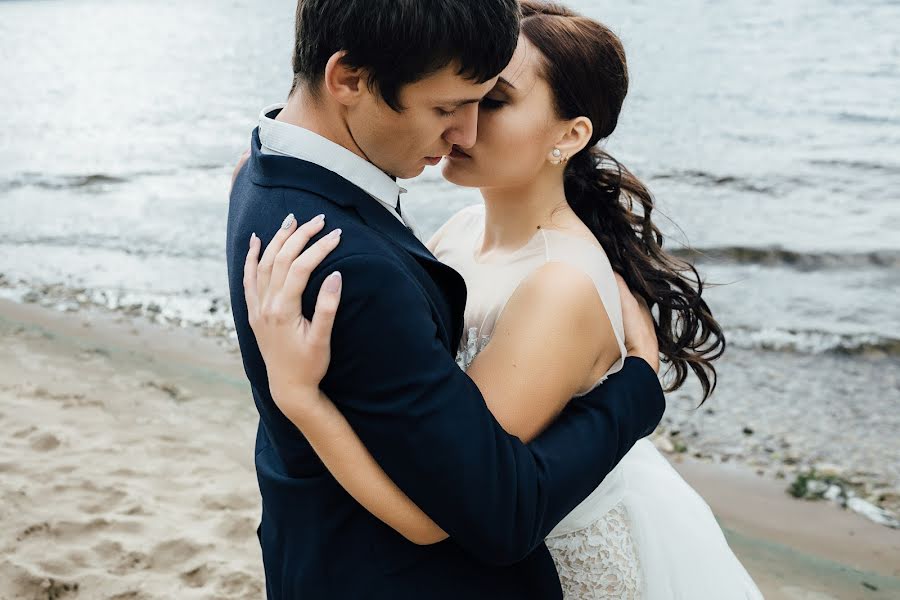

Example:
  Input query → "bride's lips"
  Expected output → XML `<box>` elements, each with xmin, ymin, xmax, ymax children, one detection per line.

<box><xmin>448</xmin><ymin>146</ymin><xmax>471</xmax><ymax>160</ymax></box>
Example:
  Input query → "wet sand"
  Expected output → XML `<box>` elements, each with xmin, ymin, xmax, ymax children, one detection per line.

<box><xmin>0</xmin><ymin>298</ymin><xmax>897</xmax><ymax>599</ymax></box>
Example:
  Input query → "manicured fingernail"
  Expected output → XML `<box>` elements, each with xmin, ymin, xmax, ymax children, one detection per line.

<box><xmin>311</xmin><ymin>214</ymin><xmax>325</xmax><ymax>224</ymax></box>
<box><xmin>324</xmin><ymin>271</ymin><xmax>342</xmax><ymax>293</ymax></box>
<box><xmin>328</xmin><ymin>228</ymin><xmax>342</xmax><ymax>239</ymax></box>
<box><xmin>281</xmin><ymin>214</ymin><xmax>295</xmax><ymax>229</ymax></box>
<box><xmin>250</xmin><ymin>232</ymin><xmax>257</xmax><ymax>245</ymax></box>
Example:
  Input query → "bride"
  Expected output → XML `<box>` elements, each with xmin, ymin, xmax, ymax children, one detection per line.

<box><xmin>242</xmin><ymin>2</ymin><xmax>763</xmax><ymax>598</ymax></box>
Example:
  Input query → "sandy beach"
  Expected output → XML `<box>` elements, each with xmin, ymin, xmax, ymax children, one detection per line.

<box><xmin>1</xmin><ymin>298</ymin><xmax>897</xmax><ymax>600</ymax></box>
<box><xmin>0</xmin><ymin>300</ymin><xmax>263</xmax><ymax>599</ymax></box>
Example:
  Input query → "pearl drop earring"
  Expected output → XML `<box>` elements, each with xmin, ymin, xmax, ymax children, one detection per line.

<box><xmin>550</xmin><ymin>148</ymin><xmax>562</xmax><ymax>165</ymax></box>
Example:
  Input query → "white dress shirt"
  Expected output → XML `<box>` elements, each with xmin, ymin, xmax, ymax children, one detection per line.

<box><xmin>258</xmin><ymin>103</ymin><xmax>418</xmax><ymax>236</ymax></box>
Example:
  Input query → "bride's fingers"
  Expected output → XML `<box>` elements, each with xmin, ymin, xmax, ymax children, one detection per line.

<box><xmin>243</xmin><ymin>233</ymin><xmax>262</xmax><ymax>321</ymax></box>
<box><xmin>280</xmin><ymin>229</ymin><xmax>343</xmax><ymax>305</ymax></box>
<box><xmin>257</xmin><ymin>213</ymin><xmax>299</xmax><ymax>300</ymax></box>
<box><xmin>309</xmin><ymin>271</ymin><xmax>342</xmax><ymax>353</ymax></box>
<box><xmin>269</xmin><ymin>214</ymin><xmax>326</xmax><ymax>294</ymax></box>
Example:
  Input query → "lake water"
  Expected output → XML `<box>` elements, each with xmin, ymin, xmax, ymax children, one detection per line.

<box><xmin>1</xmin><ymin>0</ymin><xmax>898</xmax><ymax>498</ymax></box>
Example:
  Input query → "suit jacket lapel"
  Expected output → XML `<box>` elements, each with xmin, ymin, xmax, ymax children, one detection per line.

<box><xmin>248</xmin><ymin>128</ymin><xmax>467</xmax><ymax>347</ymax></box>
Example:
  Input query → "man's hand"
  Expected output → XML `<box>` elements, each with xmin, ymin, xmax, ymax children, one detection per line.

<box><xmin>615</xmin><ymin>274</ymin><xmax>660</xmax><ymax>373</ymax></box>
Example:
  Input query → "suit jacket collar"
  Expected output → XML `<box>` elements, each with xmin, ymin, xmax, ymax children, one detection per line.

<box><xmin>248</xmin><ymin>127</ymin><xmax>439</xmax><ymax>270</ymax></box>
<box><xmin>257</xmin><ymin>104</ymin><xmax>405</xmax><ymax>220</ymax></box>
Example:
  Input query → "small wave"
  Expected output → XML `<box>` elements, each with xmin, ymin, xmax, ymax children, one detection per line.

<box><xmin>2</xmin><ymin>173</ymin><xmax>129</xmax><ymax>191</ymax></box>
<box><xmin>650</xmin><ymin>170</ymin><xmax>780</xmax><ymax>194</ymax></box>
<box><xmin>0</xmin><ymin>234</ymin><xmax>219</xmax><ymax>261</ymax></box>
<box><xmin>807</xmin><ymin>159</ymin><xmax>900</xmax><ymax>176</ymax></box>
<box><xmin>729</xmin><ymin>326</ymin><xmax>900</xmax><ymax>358</ymax></box>
<box><xmin>671</xmin><ymin>246</ymin><xmax>900</xmax><ymax>270</ymax></box>
<box><xmin>0</xmin><ymin>164</ymin><xmax>227</xmax><ymax>193</ymax></box>
<box><xmin>833</xmin><ymin>111</ymin><xmax>899</xmax><ymax>126</ymax></box>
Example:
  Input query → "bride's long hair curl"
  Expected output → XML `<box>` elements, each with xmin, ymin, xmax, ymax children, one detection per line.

<box><xmin>522</xmin><ymin>1</ymin><xmax>725</xmax><ymax>402</ymax></box>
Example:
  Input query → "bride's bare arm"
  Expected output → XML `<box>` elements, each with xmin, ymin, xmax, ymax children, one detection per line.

<box><xmin>244</xmin><ymin>216</ymin><xmax>449</xmax><ymax>545</ymax></box>
<box><xmin>282</xmin><ymin>388</ymin><xmax>450</xmax><ymax>545</ymax></box>
<box><xmin>465</xmin><ymin>262</ymin><xmax>622</xmax><ymax>441</ymax></box>
<box><xmin>247</xmin><ymin>221</ymin><xmax>642</xmax><ymax>546</ymax></box>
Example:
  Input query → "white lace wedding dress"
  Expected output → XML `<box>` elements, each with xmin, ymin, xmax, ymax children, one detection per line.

<box><xmin>431</xmin><ymin>205</ymin><xmax>763</xmax><ymax>599</ymax></box>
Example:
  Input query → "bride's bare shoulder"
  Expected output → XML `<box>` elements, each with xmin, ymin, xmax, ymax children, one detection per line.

<box><xmin>502</xmin><ymin>262</ymin><xmax>616</xmax><ymax>351</ymax></box>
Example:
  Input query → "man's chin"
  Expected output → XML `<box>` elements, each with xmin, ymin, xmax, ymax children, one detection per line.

<box><xmin>396</xmin><ymin>164</ymin><xmax>427</xmax><ymax>180</ymax></box>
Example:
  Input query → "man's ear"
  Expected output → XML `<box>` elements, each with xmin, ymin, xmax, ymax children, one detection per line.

<box><xmin>323</xmin><ymin>51</ymin><xmax>367</xmax><ymax>107</ymax></box>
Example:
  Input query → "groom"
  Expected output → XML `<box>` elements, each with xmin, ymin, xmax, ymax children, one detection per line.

<box><xmin>226</xmin><ymin>1</ymin><xmax>665</xmax><ymax>598</ymax></box>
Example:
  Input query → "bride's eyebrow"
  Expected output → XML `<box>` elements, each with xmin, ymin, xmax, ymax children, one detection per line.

<box><xmin>497</xmin><ymin>76</ymin><xmax>516</xmax><ymax>89</ymax></box>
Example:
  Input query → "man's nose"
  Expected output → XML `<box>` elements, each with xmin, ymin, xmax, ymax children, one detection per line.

<box><xmin>444</xmin><ymin>103</ymin><xmax>479</xmax><ymax>149</ymax></box>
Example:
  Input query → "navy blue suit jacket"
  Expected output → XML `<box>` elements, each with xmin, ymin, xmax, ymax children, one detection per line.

<box><xmin>226</xmin><ymin>128</ymin><xmax>666</xmax><ymax>599</ymax></box>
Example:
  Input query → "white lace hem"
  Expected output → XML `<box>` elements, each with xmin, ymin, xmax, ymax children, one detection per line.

<box><xmin>546</xmin><ymin>502</ymin><xmax>642</xmax><ymax>600</ymax></box>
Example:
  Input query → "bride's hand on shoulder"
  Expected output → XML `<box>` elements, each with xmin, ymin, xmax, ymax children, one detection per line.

<box><xmin>243</xmin><ymin>213</ymin><xmax>344</xmax><ymax>415</ymax></box>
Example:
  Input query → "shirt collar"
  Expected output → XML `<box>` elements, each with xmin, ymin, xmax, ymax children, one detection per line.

<box><xmin>258</xmin><ymin>103</ymin><xmax>403</xmax><ymax>212</ymax></box>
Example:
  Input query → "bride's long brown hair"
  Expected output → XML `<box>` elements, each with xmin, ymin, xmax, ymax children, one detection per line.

<box><xmin>522</xmin><ymin>1</ymin><xmax>725</xmax><ymax>401</ymax></box>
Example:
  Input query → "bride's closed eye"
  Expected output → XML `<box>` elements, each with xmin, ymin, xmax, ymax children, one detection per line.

<box><xmin>479</xmin><ymin>97</ymin><xmax>507</xmax><ymax>110</ymax></box>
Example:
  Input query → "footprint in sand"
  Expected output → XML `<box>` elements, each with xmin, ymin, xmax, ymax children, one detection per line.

<box><xmin>92</xmin><ymin>541</ymin><xmax>151</xmax><ymax>576</ymax></box>
<box><xmin>91</xmin><ymin>540</ymin><xmax>124</xmax><ymax>561</ymax></box>
<box><xmin>17</xmin><ymin>521</ymin><xmax>51</xmax><ymax>542</ymax></box>
<box><xmin>215</xmin><ymin>571</ymin><xmax>264</xmax><ymax>598</ymax></box>
<box><xmin>30</xmin><ymin>431</ymin><xmax>62</xmax><ymax>451</ymax></box>
<box><xmin>201</xmin><ymin>492</ymin><xmax>258</xmax><ymax>512</ymax></box>
<box><xmin>42</xmin><ymin>579</ymin><xmax>80</xmax><ymax>600</ymax></box>
<box><xmin>79</xmin><ymin>488</ymin><xmax>128</xmax><ymax>515</ymax></box>
<box><xmin>109</xmin><ymin>551</ymin><xmax>151</xmax><ymax>576</ymax></box>
<box><xmin>0</xmin><ymin>561</ymin><xmax>79</xmax><ymax>600</ymax></box>
<box><xmin>63</xmin><ymin>550</ymin><xmax>91</xmax><ymax>570</ymax></box>
<box><xmin>20</xmin><ymin>517</ymin><xmax>145</xmax><ymax>543</ymax></box>
<box><xmin>215</xmin><ymin>515</ymin><xmax>258</xmax><ymax>542</ymax></box>
<box><xmin>149</xmin><ymin>538</ymin><xmax>206</xmax><ymax>570</ymax></box>
<box><xmin>180</xmin><ymin>563</ymin><xmax>212</xmax><ymax>588</ymax></box>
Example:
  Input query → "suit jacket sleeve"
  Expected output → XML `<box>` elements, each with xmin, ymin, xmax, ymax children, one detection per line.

<box><xmin>307</xmin><ymin>253</ymin><xmax>665</xmax><ymax>566</ymax></box>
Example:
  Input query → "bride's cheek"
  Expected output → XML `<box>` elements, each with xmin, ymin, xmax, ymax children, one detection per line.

<box><xmin>481</xmin><ymin>114</ymin><xmax>509</xmax><ymax>152</ymax></box>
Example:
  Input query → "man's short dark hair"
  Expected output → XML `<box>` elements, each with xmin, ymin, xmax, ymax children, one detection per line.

<box><xmin>291</xmin><ymin>0</ymin><xmax>521</xmax><ymax>111</ymax></box>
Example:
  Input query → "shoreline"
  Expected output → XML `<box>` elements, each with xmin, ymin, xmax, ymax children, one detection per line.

<box><xmin>1</xmin><ymin>298</ymin><xmax>898</xmax><ymax>599</ymax></box>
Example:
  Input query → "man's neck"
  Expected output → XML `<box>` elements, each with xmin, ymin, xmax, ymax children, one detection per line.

<box><xmin>275</xmin><ymin>91</ymin><xmax>370</xmax><ymax>163</ymax></box>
